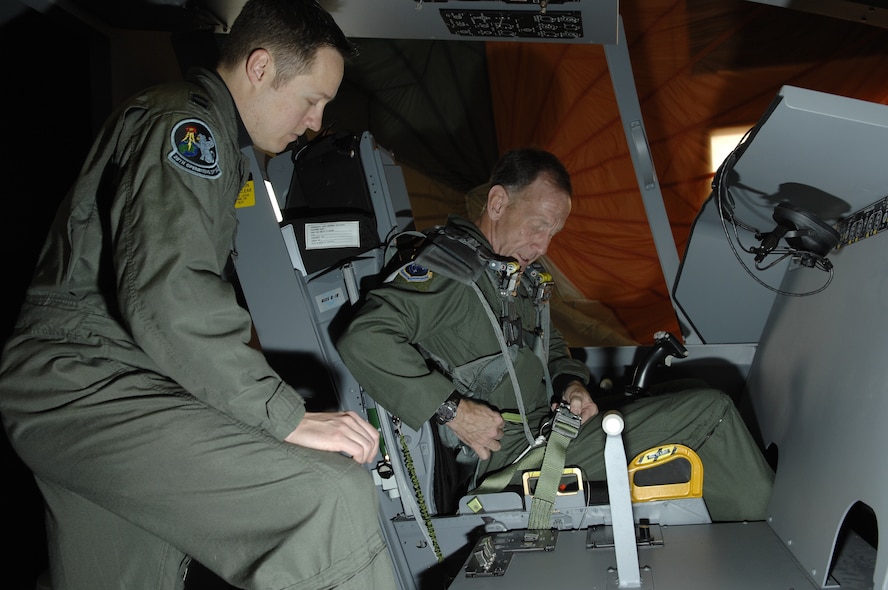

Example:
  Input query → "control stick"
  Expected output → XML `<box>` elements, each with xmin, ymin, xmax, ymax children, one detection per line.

<box><xmin>625</xmin><ymin>331</ymin><xmax>688</xmax><ymax>397</ymax></box>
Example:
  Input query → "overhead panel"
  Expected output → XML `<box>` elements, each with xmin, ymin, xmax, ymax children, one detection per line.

<box><xmin>204</xmin><ymin>0</ymin><xmax>618</xmax><ymax>43</ymax></box>
<box><xmin>317</xmin><ymin>0</ymin><xmax>619</xmax><ymax>44</ymax></box>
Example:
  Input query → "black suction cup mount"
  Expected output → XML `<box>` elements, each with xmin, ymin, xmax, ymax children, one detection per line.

<box><xmin>753</xmin><ymin>202</ymin><xmax>839</xmax><ymax>267</ymax></box>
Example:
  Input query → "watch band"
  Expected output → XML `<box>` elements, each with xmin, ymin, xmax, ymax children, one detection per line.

<box><xmin>434</xmin><ymin>392</ymin><xmax>461</xmax><ymax>424</ymax></box>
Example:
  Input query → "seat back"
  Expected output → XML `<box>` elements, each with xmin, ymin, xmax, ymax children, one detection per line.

<box><xmin>234</xmin><ymin>132</ymin><xmax>434</xmax><ymax>590</ymax></box>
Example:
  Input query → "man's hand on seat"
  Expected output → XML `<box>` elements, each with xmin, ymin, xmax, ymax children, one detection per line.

<box><xmin>447</xmin><ymin>399</ymin><xmax>504</xmax><ymax>460</ymax></box>
<box><xmin>285</xmin><ymin>411</ymin><xmax>381</xmax><ymax>464</ymax></box>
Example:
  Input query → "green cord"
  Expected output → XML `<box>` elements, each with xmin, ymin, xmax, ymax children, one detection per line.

<box><xmin>399</xmin><ymin>432</ymin><xmax>443</xmax><ymax>562</ymax></box>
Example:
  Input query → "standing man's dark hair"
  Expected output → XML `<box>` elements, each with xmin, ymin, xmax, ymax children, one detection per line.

<box><xmin>0</xmin><ymin>0</ymin><xmax>396</xmax><ymax>589</ymax></box>
<box><xmin>218</xmin><ymin>0</ymin><xmax>358</xmax><ymax>88</ymax></box>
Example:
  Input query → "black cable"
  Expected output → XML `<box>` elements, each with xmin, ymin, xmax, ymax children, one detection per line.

<box><xmin>713</xmin><ymin>135</ymin><xmax>834</xmax><ymax>297</ymax></box>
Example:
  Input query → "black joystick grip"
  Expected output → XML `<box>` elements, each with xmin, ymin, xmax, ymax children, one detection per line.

<box><xmin>625</xmin><ymin>331</ymin><xmax>688</xmax><ymax>397</ymax></box>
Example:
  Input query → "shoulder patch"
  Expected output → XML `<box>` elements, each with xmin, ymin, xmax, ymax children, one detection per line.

<box><xmin>398</xmin><ymin>262</ymin><xmax>432</xmax><ymax>283</ymax></box>
<box><xmin>168</xmin><ymin>118</ymin><xmax>221</xmax><ymax>179</ymax></box>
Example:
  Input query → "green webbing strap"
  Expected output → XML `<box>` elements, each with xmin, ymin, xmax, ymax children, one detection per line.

<box><xmin>534</xmin><ymin>290</ymin><xmax>554</xmax><ymax>402</ymax></box>
<box><xmin>469</xmin><ymin>443</ymin><xmax>545</xmax><ymax>494</ymax></box>
<box><xmin>468</xmin><ymin>405</ymin><xmax>581</xmax><ymax>530</ymax></box>
<box><xmin>527</xmin><ymin>405</ymin><xmax>581</xmax><ymax>530</ymax></box>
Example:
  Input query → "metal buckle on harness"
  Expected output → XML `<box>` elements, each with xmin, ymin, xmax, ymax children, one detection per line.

<box><xmin>540</xmin><ymin>403</ymin><xmax>582</xmax><ymax>440</ymax></box>
<box><xmin>527</xmin><ymin>267</ymin><xmax>554</xmax><ymax>304</ymax></box>
<box><xmin>489</xmin><ymin>259</ymin><xmax>521</xmax><ymax>296</ymax></box>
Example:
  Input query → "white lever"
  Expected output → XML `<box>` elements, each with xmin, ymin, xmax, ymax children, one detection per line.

<box><xmin>603</xmin><ymin>410</ymin><xmax>642</xmax><ymax>588</ymax></box>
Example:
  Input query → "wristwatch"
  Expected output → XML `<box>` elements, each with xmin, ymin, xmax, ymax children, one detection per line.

<box><xmin>434</xmin><ymin>392</ymin><xmax>461</xmax><ymax>425</ymax></box>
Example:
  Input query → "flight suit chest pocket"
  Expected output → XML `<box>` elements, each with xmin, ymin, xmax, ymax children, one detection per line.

<box><xmin>450</xmin><ymin>347</ymin><xmax>520</xmax><ymax>401</ymax></box>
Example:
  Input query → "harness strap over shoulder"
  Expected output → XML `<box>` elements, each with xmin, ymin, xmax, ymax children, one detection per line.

<box><xmin>383</xmin><ymin>225</ymin><xmax>493</xmax><ymax>285</ymax></box>
<box><xmin>468</xmin><ymin>280</ymin><xmax>536</xmax><ymax>450</ymax></box>
<box><xmin>415</xmin><ymin>225</ymin><xmax>491</xmax><ymax>285</ymax></box>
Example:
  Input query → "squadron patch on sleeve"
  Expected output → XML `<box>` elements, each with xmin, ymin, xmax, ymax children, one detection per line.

<box><xmin>168</xmin><ymin>118</ymin><xmax>221</xmax><ymax>179</ymax></box>
<box><xmin>399</xmin><ymin>262</ymin><xmax>432</xmax><ymax>282</ymax></box>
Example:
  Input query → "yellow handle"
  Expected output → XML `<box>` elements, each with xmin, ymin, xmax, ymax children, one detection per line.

<box><xmin>627</xmin><ymin>444</ymin><xmax>703</xmax><ymax>502</ymax></box>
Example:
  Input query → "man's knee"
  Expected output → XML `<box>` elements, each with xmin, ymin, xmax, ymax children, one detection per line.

<box><xmin>338</xmin><ymin>462</ymin><xmax>380</xmax><ymax>512</ymax></box>
<box><xmin>674</xmin><ymin>386</ymin><xmax>734</xmax><ymax>416</ymax></box>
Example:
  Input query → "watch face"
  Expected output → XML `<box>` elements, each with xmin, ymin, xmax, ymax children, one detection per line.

<box><xmin>435</xmin><ymin>400</ymin><xmax>458</xmax><ymax>424</ymax></box>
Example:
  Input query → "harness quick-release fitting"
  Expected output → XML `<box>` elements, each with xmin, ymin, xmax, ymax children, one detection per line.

<box><xmin>541</xmin><ymin>402</ymin><xmax>583</xmax><ymax>440</ymax></box>
<box><xmin>489</xmin><ymin>259</ymin><xmax>522</xmax><ymax>297</ymax></box>
<box><xmin>526</xmin><ymin>265</ymin><xmax>554</xmax><ymax>305</ymax></box>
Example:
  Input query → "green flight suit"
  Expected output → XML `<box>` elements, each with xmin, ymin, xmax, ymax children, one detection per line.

<box><xmin>0</xmin><ymin>68</ymin><xmax>395</xmax><ymax>590</ymax></box>
<box><xmin>337</xmin><ymin>216</ymin><xmax>774</xmax><ymax>522</ymax></box>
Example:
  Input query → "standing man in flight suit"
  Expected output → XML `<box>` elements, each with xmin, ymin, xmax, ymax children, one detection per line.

<box><xmin>338</xmin><ymin>147</ymin><xmax>774</xmax><ymax>522</ymax></box>
<box><xmin>0</xmin><ymin>1</ymin><xmax>396</xmax><ymax>588</ymax></box>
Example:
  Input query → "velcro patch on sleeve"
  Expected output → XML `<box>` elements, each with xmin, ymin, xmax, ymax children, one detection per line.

<box><xmin>168</xmin><ymin>118</ymin><xmax>221</xmax><ymax>179</ymax></box>
<box><xmin>398</xmin><ymin>262</ymin><xmax>432</xmax><ymax>282</ymax></box>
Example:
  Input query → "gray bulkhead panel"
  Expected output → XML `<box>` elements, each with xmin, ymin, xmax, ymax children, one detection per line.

<box><xmin>677</xmin><ymin>87</ymin><xmax>888</xmax><ymax>587</ymax></box>
<box><xmin>749</xmin><ymin>225</ymin><xmax>888</xmax><ymax>589</ymax></box>
<box><xmin>675</xmin><ymin>85</ymin><xmax>888</xmax><ymax>344</ymax></box>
